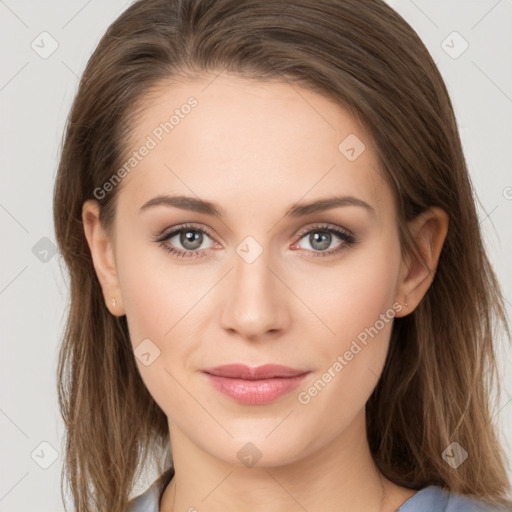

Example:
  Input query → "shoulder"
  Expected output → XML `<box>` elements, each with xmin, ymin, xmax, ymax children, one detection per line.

<box><xmin>397</xmin><ymin>485</ymin><xmax>508</xmax><ymax>512</ymax></box>
<box><xmin>126</xmin><ymin>467</ymin><xmax>174</xmax><ymax>512</ymax></box>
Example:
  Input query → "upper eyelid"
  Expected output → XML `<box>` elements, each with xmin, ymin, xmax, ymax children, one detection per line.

<box><xmin>296</xmin><ymin>223</ymin><xmax>353</xmax><ymax>238</ymax></box>
<box><xmin>157</xmin><ymin>223</ymin><xmax>215</xmax><ymax>241</ymax></box>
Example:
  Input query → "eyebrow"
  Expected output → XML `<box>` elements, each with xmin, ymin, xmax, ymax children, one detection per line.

<box><xmin>139</xmin><ymin>194</ymin><xmax>375</xmax><ymax>217</ymax></box>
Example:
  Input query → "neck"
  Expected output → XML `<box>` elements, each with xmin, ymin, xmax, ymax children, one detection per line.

<box><xmin>160</xmin><ymin>409</ymin><xmax>416</xmax><ymax>512</ymax></box>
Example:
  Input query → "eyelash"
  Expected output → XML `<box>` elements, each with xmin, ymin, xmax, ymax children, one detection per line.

<box><xmin>154</xmin><ymin>223</ymin><xmax>356</xmax><ymax>259</ymax></box>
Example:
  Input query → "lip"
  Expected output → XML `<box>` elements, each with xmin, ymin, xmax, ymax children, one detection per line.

<box><xmin>202</xmin><ymin>364</ymin><xmax>310</xmax><ymax>405</ymax></box>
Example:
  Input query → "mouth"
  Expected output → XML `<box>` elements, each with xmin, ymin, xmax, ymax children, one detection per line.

<box><xmin>202</xmin><ymin>364</ymin><xmax>311</xmax><ymax>405</ymax></box>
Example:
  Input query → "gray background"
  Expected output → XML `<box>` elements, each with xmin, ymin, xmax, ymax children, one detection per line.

<box><xmin>1</xmin><ymin>0</ymin><xmax>511</xmax><ymax>510</ymax></box>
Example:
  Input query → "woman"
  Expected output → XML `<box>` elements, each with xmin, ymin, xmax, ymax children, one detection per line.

<box><xmin>53</xmin><ymin>0</ymin><xmax>511</xmax><ymax>511</ymax></box>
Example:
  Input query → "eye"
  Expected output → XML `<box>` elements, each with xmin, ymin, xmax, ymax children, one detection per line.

<box><xmin>155</xmin><ymin>223</ymin><xmax>217</xmax><ymax>259</ymax></box>
<box><xmin>292</xmin><ymin>224</ymin><xmax>356</xmax><ymax>257</ymax></box>
<box><xmin>154</xmin><ymin>222</ymin><xmax>356</xmax><ymax>259</ymax></box>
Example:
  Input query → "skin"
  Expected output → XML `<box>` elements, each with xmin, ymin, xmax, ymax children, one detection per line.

<box><xmin>83</xmin><ymin>73</ymin><xmax>449</xmax><ymax>512</ymax></box>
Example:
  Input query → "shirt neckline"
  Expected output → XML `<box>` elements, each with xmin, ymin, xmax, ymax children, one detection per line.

<box><xmin>152</xmin><ymin>470</ymin><xmax>438</xmax><ymax>512</ymax></box>
<box><xmin>143</xmin><ymin>470</ymin><xmax>476</xmax><ymax>512</ymax></box>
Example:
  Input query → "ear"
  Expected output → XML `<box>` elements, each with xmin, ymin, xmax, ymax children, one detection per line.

<box><xmin>82</xmin><ymin>199</ymin><xmax>125</xmax><ymax>316</ymax></box>
<box><xmin>394</xmin><ymin>206</ymin><xmax>449</xmax><ymax>317</ymax></box>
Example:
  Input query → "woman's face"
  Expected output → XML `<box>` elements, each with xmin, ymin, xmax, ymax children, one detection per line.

<box><xmin>104</xmin><ymin>74</ymin><xmax>408</xmax><ymax>466</ymax></box>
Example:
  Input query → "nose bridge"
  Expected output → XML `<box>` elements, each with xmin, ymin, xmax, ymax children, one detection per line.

<box><xmin>220</xmin><ymin>237</ymin><xmax>289</xmax><ymax>339</ymax></box>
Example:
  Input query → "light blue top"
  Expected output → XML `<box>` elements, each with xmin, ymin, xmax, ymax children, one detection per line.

<box><xmin>126</xmin><ymin>467</ymin><xmax>508</xmax><ymax>511</ymax></box>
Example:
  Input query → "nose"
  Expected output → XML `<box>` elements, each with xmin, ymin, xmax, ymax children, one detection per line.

<box><xmin>219</xmin><ymin>247</ymin><xmax>291</xmax><ymax>342</ymax></box>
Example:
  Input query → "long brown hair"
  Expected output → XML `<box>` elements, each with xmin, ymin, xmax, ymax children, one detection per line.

<box><xmin>53</xmin><ymin>0</ymin><xmax>511</xmax><ymax>510</ymax></box>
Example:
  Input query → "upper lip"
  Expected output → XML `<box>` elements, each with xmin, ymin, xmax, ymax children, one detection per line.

<box><xmin>202</xmin><ymin>364</ymin><xmax>309</xmax><ymax>380</ymax></box>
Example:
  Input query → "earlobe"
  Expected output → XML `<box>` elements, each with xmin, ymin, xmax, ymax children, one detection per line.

<box><xmin>395</xmin><ymin>207</ymin><xmax>449</xmax><ymax>317</ymax></box>
<box><xmin>82</xmin><ymin>200</ymin><xmax>125</xmax><ymax>316</ymax></box>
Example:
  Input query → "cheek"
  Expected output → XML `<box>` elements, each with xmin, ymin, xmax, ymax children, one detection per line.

<box><xmin>114</xmin><ymin>236</ymin><xmax>209</xmax><ymax>405</ymax></box>
<box><xmin>340</xmin><ymin>256</ymin><xmax>398</xmax><ymax>335</ymax></box>
<box><xmin>311</xmin><ymin>235</ymin><xmax>402</xmax><ymax>351</ymax></box>
<box><xmin>116</xmin><ymin>235</ymin><xmax>189</xmax><ymax>344</ymax></box>
<box><xmin>302</xmin><ymin>238</ymin><xmax>401</xmax><ymax>413</ymax></box>
<box><xmin>116</xmin><ymin>259</ymin><xmax>190</xmax><ymax>416</ymax></box>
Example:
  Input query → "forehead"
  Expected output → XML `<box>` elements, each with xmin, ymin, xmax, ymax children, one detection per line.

<box><xmin>117</xmin><ymin>73</ymin><xmax>391</xmax><ymax>218</ymax></box>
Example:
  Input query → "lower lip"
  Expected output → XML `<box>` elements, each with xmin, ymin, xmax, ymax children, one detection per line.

<box><xmin>204</xmin><ymin>373</ymin><xmax>309</xmax><ymax>405</ymax></box>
